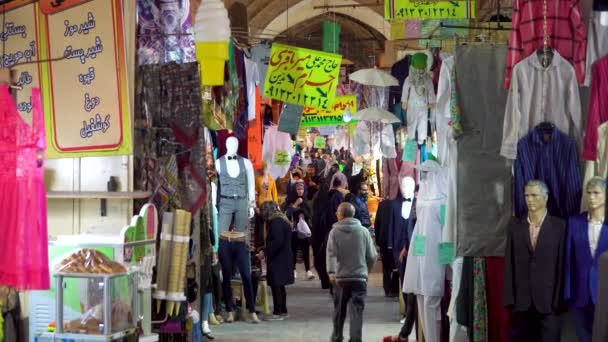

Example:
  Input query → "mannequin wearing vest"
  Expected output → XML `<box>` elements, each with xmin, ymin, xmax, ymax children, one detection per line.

<box><xmin>215</xmin><ymin>137</ymin><xmax>260</xmax><ymax>323</ymax></box>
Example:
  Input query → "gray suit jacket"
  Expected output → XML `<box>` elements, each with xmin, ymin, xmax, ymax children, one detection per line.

<box><xmin>594</xmin><ymin>251</ymin><xmax>608</xmax><ymax>342</ymax></box>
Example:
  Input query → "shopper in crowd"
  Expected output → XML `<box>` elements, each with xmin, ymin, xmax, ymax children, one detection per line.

<box><xmin>313</xmin><ymin>150</ymin><xmax>326</xmax><ymax>175</ymax></box>
<box><xmin>258</xmin><ymin>201</ymin><xmax>295</xmax><ymax>321</ymax></box>
<box><xmin>255</xmin><ymin>162</ymin><xmax>278</xmax><ymax>256</ymax></box>
<box><xmin>345</xmin><ymin>180</ymin><xmax>371</xmax><ymax>228</ymax></box>
<box><xmin>330</xmin><ymin>170</ymin><xmax>350</xmax><ymax>194</ymax></box>
<box><xmin>327</xmin><ymin>202</ymin><xmax>378</xmax><ymax>342</ymax></box>
<box><xmin>318</xmin><ymin>177</ymin><xmax>348</xmax><ymax>293</ymax></box>
<box><xmin>304</xmin><ymin>164</ymin><xmax>321</xmax><ymax>201</ymax></box>
<box><xmin>283</xmin><ymin>181</ymin><xmax>315</xmax><ymax>280</ymax></box>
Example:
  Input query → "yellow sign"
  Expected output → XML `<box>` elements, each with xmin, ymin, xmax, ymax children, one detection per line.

<box><xmin>39</xmin><ymin>0</ymin><xmax>132</xmax><ymax>158</ymax></box>
<box><xmin>301</xmin><ymin>95</ymin><xmax>357</xmax><ymax>127</ymax></box>
<box><xmin>264</xmin><ymin>43</ymin><xmax>342</xmax><ymax>110</ymax></box>
<box><xmin>385</xmin><ymin>0</ymin><xmax>476</xmax><ymax>20</ymax></box>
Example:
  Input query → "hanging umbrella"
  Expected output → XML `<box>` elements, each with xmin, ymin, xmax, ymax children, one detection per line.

<box><xmin>352</xmin><ymin>107</ymin><xmax>400</xmax><ymax>124</ymax></box>
<box><xmin>349</xmin><ymin>68</ymin><xmax>399</xmax><ymax>87</ymax></box>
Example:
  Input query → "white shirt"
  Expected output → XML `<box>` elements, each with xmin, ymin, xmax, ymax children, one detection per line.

<box><xmin>589</xmin><ymin>220</ymin><xmax>603</xmax><ymax>256</ymax></box>
<box><xmin>500</xmin><ymin>51</ymin><xmax>582</xmax><ymax>159</ymax></box>
<box><xmin>244</xmin><ymin>57</ymin><xmax>259</xmax><ymax>121</ymax></box>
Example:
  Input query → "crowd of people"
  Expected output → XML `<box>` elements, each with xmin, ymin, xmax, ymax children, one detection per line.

<box><xmin>200</xmin><ymin>148</ymin><xmax>379</xmax><ymax>341</ymax></box>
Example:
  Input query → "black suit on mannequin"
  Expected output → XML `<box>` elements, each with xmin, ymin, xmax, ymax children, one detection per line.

<box><xmin>504</xmin><ymin>215</ymin><xmax>566</xmax><ymax>342</ymax></box>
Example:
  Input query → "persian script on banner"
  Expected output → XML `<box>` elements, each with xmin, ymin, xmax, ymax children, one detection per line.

<box><xmin>264</xmin><ymin>43</ymin><xmax>342</xmax><ymax>110</ymax></box>
<box><xmin>385</xmin><ymin>0</ymin><xmax>476</xmax><ymax>20</ymax></box>
<box><xmin>301</xmin><ymin>95</ymin><xmax>357</xmax><ymax>127</ymax></box>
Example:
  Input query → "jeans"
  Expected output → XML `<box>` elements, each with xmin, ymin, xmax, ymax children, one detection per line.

<box><xmin>271</xmin><ymin>285</ymin><xmax>287</xmax><ymax>315</ymax></box>
<box><xmin>292</xmin><ymin>233</ymin><xmax>311</xmax><ymax>271</ymax></box>
<box><xmin>202</xmin><ymin>292</ymin><xmax>213</xmax><ymax>321</ymax></box>
<box><xmin>331</xmin><ymin>281</ymin><xmax>367</xmax><ymax>342</ymax></box>
<box><xmin>218</xmin><ymin>240</ymin><xmax>255</xmax><ymax>313</ymax></box>
<box><xmin>572</xmin><ymin>305</ymin><xmax>594</xmax><ymax>342</ymax></box>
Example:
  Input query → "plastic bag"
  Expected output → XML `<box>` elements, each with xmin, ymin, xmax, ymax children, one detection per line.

<box><xmin>55</xmin><ymin>249</ymin><xmax>126</xmax><ymax>274</ymax></box>
<box><xmin>296</xmin><ymin>217</ymin><xmax>311</xmax><ymax>239</ymax></box>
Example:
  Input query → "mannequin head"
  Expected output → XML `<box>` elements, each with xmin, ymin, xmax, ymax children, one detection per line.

<box><xmin>226</xmin><ymin>137</ymin><xmax>238</xmax><ymax>155</ymax></box>
<box><xmin>586</xmin><ymin>177</ymin><xmax>606</xmax><ymax>212</ymax></box>
<box><xmin>400</xmin><ymin>177</ymin><xmax>415</xmax><ymax>199</ymax></box>
<box><xmin>525</xmin><ymin>180</ymin><xmax>549</xmax><ymax>213</ymax></box>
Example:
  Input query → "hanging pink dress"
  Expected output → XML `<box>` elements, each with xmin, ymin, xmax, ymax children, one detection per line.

<box><xmin>0</xmin><ymin>85</ymin><xmax>49</xmax><ymax>290</ymax></box>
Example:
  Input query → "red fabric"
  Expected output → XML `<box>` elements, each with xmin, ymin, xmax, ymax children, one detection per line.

<box><xmin>485</xmin><ymin>257</ymin><xmax>510</xmax><ymax>342</ymax></box>
<box><xmin>0</xmin><ymin>86</ymin><xmax>49</xmax><ymax>290</ymax></box>
<box><xmin>248</xmin><ymin>87</ymin><xmax>264</xmax><ymax>170</ymax></box>
<box><xmin>584</xmin><ymin>54</ymin><xmax>608</xmax><ymax>160</ymax></box>
<box><xmin>505</xmin><ymin>0</ymin><xmax>587</xmax><ymax>89</ymax></box>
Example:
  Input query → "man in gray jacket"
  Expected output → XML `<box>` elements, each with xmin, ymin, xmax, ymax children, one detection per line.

<box><xmin>327</xmin><ymin>202</ymin><xmax>378</xmax><ymax>342</ymax></box>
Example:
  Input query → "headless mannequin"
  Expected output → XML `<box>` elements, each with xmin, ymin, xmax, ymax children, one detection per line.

<box><xmin>215</xmin><ymin>137</ymin><xmax>259</xmax><ymax>321</ymax></box>
<box><xmin>401</xmin><ymin>177</ymin><xmax>415</xmax><ymax>220</ymax></box>
<box><xmin>215</xmin><ymin>137</ymin><xmax>255</xmax><ymax>221</ymax></box>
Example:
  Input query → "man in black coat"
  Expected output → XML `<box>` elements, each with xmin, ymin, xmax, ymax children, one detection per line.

<box><xmin>503</xmin><ymin>180</ymin><xmax>566</xmax><ymax>342</ymax></box>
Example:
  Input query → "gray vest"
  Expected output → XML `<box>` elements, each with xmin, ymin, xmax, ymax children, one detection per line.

<box><xmin>218</xmin><ymin>156</ymin><xmax>248</xmax><ymax>198</ymax></box>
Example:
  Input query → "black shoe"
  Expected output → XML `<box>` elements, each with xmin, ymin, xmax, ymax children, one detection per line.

<box><xmin>203</xmin><ymin>332</ymin><xmax>215</xmax><ymax>340</ymax></box>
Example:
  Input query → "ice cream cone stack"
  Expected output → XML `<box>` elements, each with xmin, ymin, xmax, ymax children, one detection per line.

<box><xmin>194</xmin><ymin>0</ymin><xmax>231</xmax><ymax>86</ymax></box>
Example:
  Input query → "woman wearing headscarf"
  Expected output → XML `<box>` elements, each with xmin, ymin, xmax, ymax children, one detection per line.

<box><xmin>283</xmin><ymin>181</ymin><xmax>315</xmax><ymax>280</ymax></box>
<box><xmin>258</xmin><ymin>201</ymin><xmax>295</xmax><ymax>321</ymax></box>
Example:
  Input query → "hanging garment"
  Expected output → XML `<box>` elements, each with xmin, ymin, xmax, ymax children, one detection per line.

<box><xmin>585</xmin><ymin>11</ymin><xmax>608</xmax><ymax>86</ymax></box>
<box><xmin>353</xmin><ymin>122</ymin><xmax>395</xmax><ymax>160</ymax></box>
<box><xmin>456</xmin><ymin>257</ymin><xmax>488</xmax><ymax>342</ymax></box>
<box><xmin>401</xmin><ymin>74</ymin><xmax>436</xmax><ymax>144</ymax></box>
<box><xmin>584</xmin><ymin>55</ymin><xmax>608</xmax><ymax>161</ymax></box>
<box><xmin>251</xmin><ymin>41</ymin><xmax>271</xmax><ymax>95</ymax></box>
<box><xmin>389</xmin><ymin>55</ymin><xmax>412</xmax><ymax>110</ymax></box>
<box><xmin>435</xmin><ymin>55</ymin><xmax>454</xmax><ymax>166</ymax></box>
<box><xmin>501</xmin><ymin>51</ymin><xmax>582</xmax><ymax>159</ymax></box>
<box><xmin>455</xmin><ymin>45</ymin><xmax>512</xmax><ymax>257</ymax></box>
<box><xmin>244</xmin><ymin>58</ymin><xmax>259</xmax><ymax>121</ymax></box>
<box><xmin>136</xmin><ymin>0</ymin><xmax>196</xmax><ymax>65</ymax></box>
<box><xmin>403</xmin><ymin>160</ymin><xmax>448</xmax><ymax>297</ymax></box>
<box><xmin>0</xmin><ymin>86</ymin><xmax>49</xmax><ymax>290</ymax></box>
<box><xmin>447</xmin><ymin>258</ymin><xmax>468</xmax><ymax>342</ymax></box>
<box><xmin>262</xmin><ymin>125</ymin><xmax>293</xmax><ymax>179</ymax></box>
<box><xmin>485</xmin><ymin>257</ymin><xmax>510</xmax><ymax>342</ymax></box>
<box><xmin>382</xmin><ymin>158</ymin><xmax>401</xmax><ymax>200</ymax></box>
<box><xmin>513</xmin><ymin>126</ymin><xmax>582</xmax><ymax>218</ymax></box>
<box><xmin>505</xmin><ymin>0</ymin><xmax>587</xmax><ymax>88</ymax></box>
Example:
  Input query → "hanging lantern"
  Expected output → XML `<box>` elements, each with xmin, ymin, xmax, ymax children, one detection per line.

<box><xmin>194</xmin><ymin>0</ymin><xmax>231</xmax><ymax>86</ymax></box>
<box><xmin>343</xmin><ymin>105</ymin><xmax>352</xmax><ymax>123</ymax></box>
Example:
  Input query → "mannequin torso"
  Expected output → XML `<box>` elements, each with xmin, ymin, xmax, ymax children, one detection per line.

<box><xmin>400</xmin><ymin>177</ymin><xmax>415</xmax><ymax>220</ymax></box>
<box><xmin>215</xmin><ymin>137</ymin><xmax>256</xmax><ymax>218</ymax></box>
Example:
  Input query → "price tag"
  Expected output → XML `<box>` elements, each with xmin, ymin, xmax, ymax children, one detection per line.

<box><xmin>274</xmin><ymin>150</ymin><xmax>291</xmax><ymax>166</ymax></box>
<box><xmin>402</xmin><ymin>139</ymin><xmax>417</xmax><ymax>162</ymax></box>
<box><xmin>440</xmin><ymin>204</ymin><xmax>447</xmax><ymax>226</ymax></box>
<box><xmin>438</xmin><ymin>242</ymin><xmax>455</xmax><ymax>265</ymax></box>
<box><xmin>413</xmin><ymin>235</ymin><xmax>426</xmax><ymax>256</ymax></box>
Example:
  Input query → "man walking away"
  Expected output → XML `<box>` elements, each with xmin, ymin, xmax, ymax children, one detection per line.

<box><xmin>327</xmin><ymin>202</ymin><xmax>378</xmax><ymax>342</ymax></box>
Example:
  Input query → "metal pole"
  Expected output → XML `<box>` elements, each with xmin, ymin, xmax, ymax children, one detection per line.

<box><xmin>55</xmin><ymin>276</ymin><xmax>63</xmax><ymax>334</ymax></box>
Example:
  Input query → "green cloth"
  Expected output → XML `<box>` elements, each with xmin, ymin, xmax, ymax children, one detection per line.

<box><xmin>411</xmin><ymin>52</ymin><xmax>428</xmax><ymax>70</ymax></box>
<box><xmin>323</xmin><ymin>20</ymin><xmax>341</xmax><ymax>53</ymax></box>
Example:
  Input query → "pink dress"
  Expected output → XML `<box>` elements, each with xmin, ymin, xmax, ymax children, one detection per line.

<box><xmin>0</xmin><ymin>85</ymin><xmax>49</xmax><ymax>290</ymax></box>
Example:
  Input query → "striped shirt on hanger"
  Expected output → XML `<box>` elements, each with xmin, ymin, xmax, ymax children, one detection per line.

<box><xmin>513</xmin><ymin>126</ymin><xmax>582</xmax><ymax>218</ymax></box>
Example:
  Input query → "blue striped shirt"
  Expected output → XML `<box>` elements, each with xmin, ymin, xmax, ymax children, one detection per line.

<box><xmin>514</xmin><ymin>127</ymin><xmax>582</xmax><ymax>218</ymax></box>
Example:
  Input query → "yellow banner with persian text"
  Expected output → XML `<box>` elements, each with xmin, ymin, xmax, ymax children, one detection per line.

<box><xmin>385</xmin><ymin>0</ymin><xmax>476</xmax><ymax>20</ymax></box>
<box><xmin>301</xmin><ymin>95</ymin><xmax>357</xmax><ymax>127</ymax></box>
<box><xmin>264</xmin><ymin>43</ymin><xmax>342</xmax><ymax>110</ymax></box>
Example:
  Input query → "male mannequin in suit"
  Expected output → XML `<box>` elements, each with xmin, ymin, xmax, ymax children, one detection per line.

<box><xmin>565</xmin><ymin>177</ymin><xmax>608</xmax><ymax>342</ymax></box>
<box><xmin>504</xmin><ymin>180</ymin><xmax>567</xmax><ymax>342</ymax></box>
